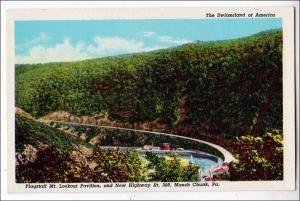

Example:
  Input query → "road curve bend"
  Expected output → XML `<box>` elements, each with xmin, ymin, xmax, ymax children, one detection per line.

<box><xmin>50</xmin><ymin>121</ymin><xmax>236</xmax><ymax>163</ymax></box>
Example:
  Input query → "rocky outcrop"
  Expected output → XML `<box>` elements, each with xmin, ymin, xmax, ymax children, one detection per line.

<box><xmin>15</xmin><ymin>107</ymin><xmax>34</xmax><ymax>120</ymax></box>
<box><xmin>15</xmin><ymin>144</ymin><xmax>38</xmax><ymax>166</ymax></box>
<box><xmin>89</xmin><ymin>134</ymin><xmax>102</xmax><ymax>145</ymax></box>
<box><xmin>70</xmin><ymin>144</ymin><xmax>93</xmax><ymax>167</ymax></box>
<box><xmin>88</xmin><ymin>161</ymin><xmax>98</xmax><ymax>171</ymax></box>
<box><xmin>79</xmin><ymin>133</ymin><xmax>87</xmax><ymax>141</ymax></box>
<box><xmin>38</xmin><ymin>111</ymin><xmax>167</xmax><ymax>131</ymax></box>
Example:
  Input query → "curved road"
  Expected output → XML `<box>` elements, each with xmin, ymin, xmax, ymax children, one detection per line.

<box><xmin>49</xmin><ymin>120</ymin><xmax>236</xmax><ymax>163</ymax></box>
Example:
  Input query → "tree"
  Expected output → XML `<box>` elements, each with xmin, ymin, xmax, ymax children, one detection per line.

<box><xmin>125</xmin><ymin>150</ymin><xmax>147</xmax><ymax>182</ymax></box>
<box><xmin>229</xmin><ymin>129</ymin><xmax>283</xmax><ymax>180</ymax></box>
<box><xmin>145</xmin><ymin>152</ymin><xmax>200</xmax><ymax>182</ymax></box>
<box><xmin>91</xmin><ymin>147</ymin><xmax>130</xmax><ymax>182</ymax></box>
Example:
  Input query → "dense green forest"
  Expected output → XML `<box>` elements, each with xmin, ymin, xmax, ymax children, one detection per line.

<box><xmin>16</xmin><ymin>29</ymin><xmax>282</xmax><ymax>138</ymax></box>
<box><xmin>15</xmin><ymin>29</ymin><xmax>284</xmax><ymax>181</ymax></box>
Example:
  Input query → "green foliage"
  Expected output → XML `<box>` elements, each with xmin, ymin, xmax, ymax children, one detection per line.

<box><xmin>16</xmin><ymin>145</ymin><xmax>199</xmax><ymax>183</ymax></box>
<box><xmin>213</xmin><ymin>173</ymin><xmax>230</xmax><ymax>180</ymax></box>
<box><xmin>145</xmin><ymin>152</ymin><xmax>200</xmax><ymax>182</ymax></box>
<box><xmin>53</xmin><ymin>122</ymin><xmax>221</xmax><ymax>157</ymax></box>
<box><xmin>15</xmin><ymin>116</ymin><xmax>211</xmax><ymax>183</ymax></box>
<box><xmin>15</xmin><ymin>114</ymin><xmax>91</xmax><ymax>154</ymax></box>
<box><xmin>90</xmin><ymin>147</ymin><xmax>130</xmax><ymax>182</ymax></box>
<box><xmin>90</xmin><ymin>148</ymin><xmax>148</xmax><ymax>183</ymax></box>
<box><xmin>97</xmin><ymin>128</ymin><xmax>224</xmax><ymax>160</ymax></box>
<box><xmin>145</xmin><ymin>152</ymin><xmax>165</xmax><ymax>169</ymax></box>
<box><xmin>55</xmin><ymin>124</ymin><xmax>103</xmax><ymax>142</ymax></box>
<box><xmin>229</xmin><ymin>129</ymin><xmax>283</xmax><ymax>180</ymax></box>
<box><xmin>16</xmin><ymin>29</ymin><xmax>282</xmax><ymax>137</ymax></box>
<box><xmin>124</xmin><ymin>150</ymin><xmax>147</xmax><ymax>182</ymax></box>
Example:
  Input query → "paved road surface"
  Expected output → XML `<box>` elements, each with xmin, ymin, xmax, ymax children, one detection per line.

<box><xmin>49</xmin><ymin>120</ymin><xmax>236</xmax><ymax>164</ymax></box>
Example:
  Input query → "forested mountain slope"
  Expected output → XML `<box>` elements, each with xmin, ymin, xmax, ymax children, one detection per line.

<box><xmin>16</xmin><ymin>30</ymin><xmax>282</xmax><ymax>137</ymax></box>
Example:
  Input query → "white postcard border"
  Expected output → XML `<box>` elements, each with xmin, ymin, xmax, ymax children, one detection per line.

<box><xmin>6</xmin><ymin>6</ymin><xmax>296</xmax><ymax>193</ymax></box>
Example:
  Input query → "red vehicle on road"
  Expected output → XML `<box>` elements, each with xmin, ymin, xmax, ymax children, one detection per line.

<box><xmin>161</xmin><ymin>143</ymin><xmax>170</xmax><ymax>150</ymax></box>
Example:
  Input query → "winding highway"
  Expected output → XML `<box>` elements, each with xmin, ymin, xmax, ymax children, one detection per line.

<box><xmin>48</xmin><ymin>120</ymin><xmax>236</xmax><ymax>163</ymax></box>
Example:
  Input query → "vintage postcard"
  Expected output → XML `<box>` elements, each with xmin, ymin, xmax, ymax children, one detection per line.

<box><xmin>6</xmin><ymin>6</ymin><xmax>296</xmax><ymax>193</ymax></box>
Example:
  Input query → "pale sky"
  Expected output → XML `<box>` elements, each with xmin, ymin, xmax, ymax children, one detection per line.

<box><xmin>15</xmin><ymin>18</ymin><xmax>282</xmax><ymax>64</ymax></box>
